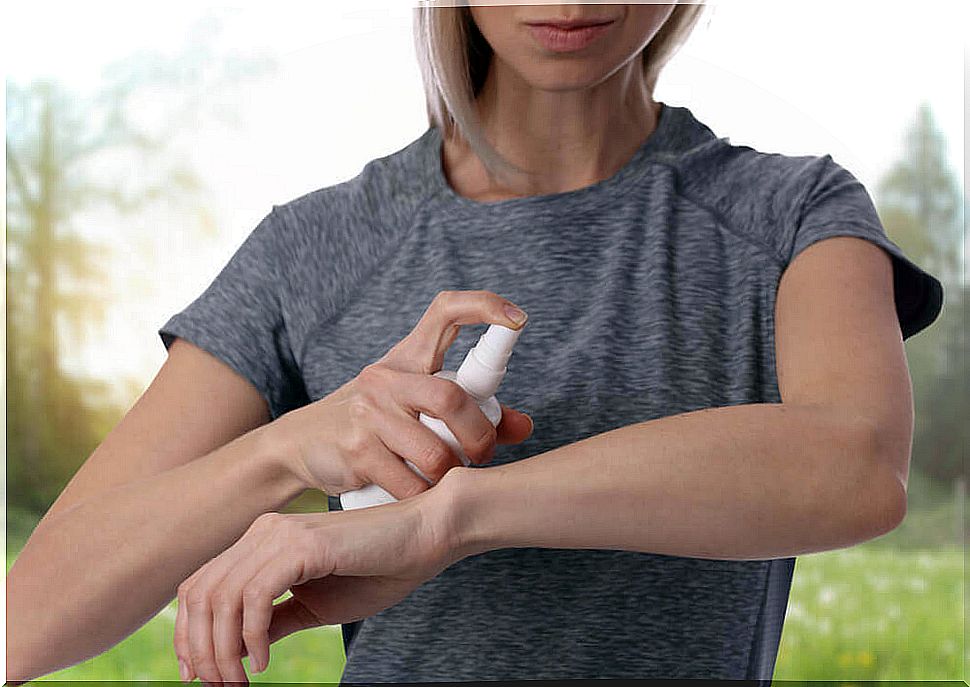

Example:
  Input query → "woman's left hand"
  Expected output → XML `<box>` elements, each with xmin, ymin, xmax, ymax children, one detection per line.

<box><xmin>173</xmin><ymin>488</ymin><xmax>459</xmax><ymax>683</ymax></box>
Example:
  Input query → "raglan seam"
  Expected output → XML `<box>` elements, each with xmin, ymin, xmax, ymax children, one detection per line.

<box><xmin>644</xmin><ymin>153</ymin><xmax>790</xmax><ymax>269</ymax></box>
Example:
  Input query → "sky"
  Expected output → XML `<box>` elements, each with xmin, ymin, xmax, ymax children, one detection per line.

<box><xmin>3</xmin><ymin>0</ymin><xmax>967</xmax><ymax>401</ymax></box>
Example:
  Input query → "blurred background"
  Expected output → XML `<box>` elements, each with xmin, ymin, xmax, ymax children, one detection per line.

<box><xmin>4</xmin><ymin>0</ymin><xmax>967</xmax><ymax>681</ymax></box>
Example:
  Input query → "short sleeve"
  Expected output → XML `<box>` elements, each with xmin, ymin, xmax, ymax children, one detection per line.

<box><xmin>158</xmin><ymin>207</ymin><xmax>309</xmax><ymax>420</ymax></box>
<box><xmin>785</xmin><ymin>154</ymin><xmax>943</xmax><ymax>340</ymax></box>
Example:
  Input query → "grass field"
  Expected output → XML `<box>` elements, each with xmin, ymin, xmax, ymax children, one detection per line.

<box><xmin>774</xmin><ymin>545</ymin><xmax>964</xmax><ymax>680</ymax></box>
<box><xmin>6</xmin><ymin>539</ymin><xmax>963</xmax><ymax>682</ymax></box>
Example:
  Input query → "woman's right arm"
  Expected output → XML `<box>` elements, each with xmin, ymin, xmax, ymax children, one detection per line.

<box><xmin>5</xmin><ymin>337</ymin><xmax>306</xmax><ymax>682</ymax></box>
<box><xmin>7</xmin><ymin>289</ymin><xmax>533</xmax><ymax>683</ymax></box>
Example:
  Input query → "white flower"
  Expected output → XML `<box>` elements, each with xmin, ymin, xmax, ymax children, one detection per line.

<box><xmin>817</xmin><ymin>585</ymin><xmax>837</xmax><ymax>605</ymax></box>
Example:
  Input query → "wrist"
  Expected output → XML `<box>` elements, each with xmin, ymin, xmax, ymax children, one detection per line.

<box><xmin>428</xmin><ymin>466</ymin><xmax>496</xmax><ymax>563</ymax></box>
<box><xmin>251</xmin><ymin>421</ymin><xmax>307</xmax><ymax>502</ymax></box>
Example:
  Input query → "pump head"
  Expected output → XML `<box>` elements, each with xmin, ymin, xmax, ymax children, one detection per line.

<box><xmin>454</xmin><ymin>323</ymin><xmax>524</xmax><ymax>400</ymax></box>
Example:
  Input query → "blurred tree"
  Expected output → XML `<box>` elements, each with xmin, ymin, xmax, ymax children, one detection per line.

<box><xmin>874</xmin><ymin>101</ymin><xmax>965</xmax><ymax>488</ymax></box>
<box><xmin>876</xmin><ymin>101</ymin><xmax>963</xmax><ymax>288</ymax></box>
<box><xmin>5</xmin><ymin>11</ymin><xmax>277</xmax><ymax>516</ymax></box>
<box><xmin>916</xmin><ymin>281</ymin><xmax>967</xmax><ymax>485</ymax></box>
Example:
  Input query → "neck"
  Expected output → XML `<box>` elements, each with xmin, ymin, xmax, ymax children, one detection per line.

<box><xmin>443</xmin><ymin>58</ymin><xmax>660</xmax><ymax>201</ymax></box>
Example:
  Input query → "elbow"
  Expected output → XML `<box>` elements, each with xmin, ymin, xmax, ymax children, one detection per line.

<box><xmin>843</xmin><ymin>473</ymin><xmax>906</xmax><ymax>545</ymax></box>
<box><xmin>874</xmin><ymin>471</ymin><xmax>907</xmax><ymax>535</ymax></box>
<box><xmin>836</xmin><ymin>418</ymin><xmax>909</xmax><ymax>544</ymax></box>
<box><xmin>860</xmin><ymin>474</ymin><xmax>906</xmax><ymax>540</ymax></box>
<box><xmin>857</xmin><ymin>441</ymin><xmax>909</xmax><ymax>541</ymax></box>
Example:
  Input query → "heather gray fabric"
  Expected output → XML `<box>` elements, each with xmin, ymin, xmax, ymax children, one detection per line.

<box><xmin>158</xmin><ymin>102</ymin><xmax>943</xmax><ymax>681</ymax></box>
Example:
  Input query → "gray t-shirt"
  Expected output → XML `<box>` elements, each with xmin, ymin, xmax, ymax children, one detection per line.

<box><xmin>159</xmin><ymin>102</ymin><xmax>942</xmax><ymax>681</ymax></box>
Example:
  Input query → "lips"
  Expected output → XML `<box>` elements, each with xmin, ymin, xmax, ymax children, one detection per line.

<box><xmin>525</xmin><ymin>21</ymin><xmax>615</xmax><ymax>52</ymax></box>
<box><xmin>525</xmin><ymin>19</ymin><xmax>615</xmax><ymax>30</ymax></box>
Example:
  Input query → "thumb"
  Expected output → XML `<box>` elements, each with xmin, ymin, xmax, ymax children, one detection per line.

<box><xmin>496</xmin><ymin>406</ymin><xmax>534</xmax><ymax>445</ymax></box>
<box><xmin>266</xmin><ymin>595</ymin><xmax>323</xmax><ymax>647</ymax></box>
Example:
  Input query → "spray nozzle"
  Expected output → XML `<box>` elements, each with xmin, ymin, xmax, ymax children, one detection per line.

<box><xmin>454</xmin><ymin>323</ymin><xmax>525</xmax><ymax>400</ymax></box>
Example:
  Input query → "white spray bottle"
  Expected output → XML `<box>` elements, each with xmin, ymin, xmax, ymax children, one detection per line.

<box><xmin>339</xmin><ymin>322</ymin><xmax>524</xmax><ymax>510</ymax></box>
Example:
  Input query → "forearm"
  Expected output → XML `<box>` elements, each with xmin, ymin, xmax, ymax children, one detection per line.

<box><xmin>6</xmin><ymin>423</ymin><xmax>304</xmax><ymax>681</ymax></box>
<box><xmin>446</xmin><ymin>402</ymin><xmax>905</xmax><ymax>562</ymax></box>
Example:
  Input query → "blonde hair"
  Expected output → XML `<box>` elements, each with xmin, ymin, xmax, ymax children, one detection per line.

<box><xmin>413</xmin><ymin>2</ymin><xmax>709</xmax><ymax>187</ymax></box>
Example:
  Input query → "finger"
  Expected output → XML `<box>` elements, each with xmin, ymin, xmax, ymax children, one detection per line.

<box><xmin>242</xmin><ymin>539</ymin><xmax>329</xmax><ymax>675</ymax></box>
<box><xmin>174</xmin><ymin>577</ymin><xmax>197</xmax><ymax>683</ymax></box>
<box><xmin>384</xmin><ymin>290</ymin><xmax>527</xmax><ymax>374</ymax></box>
<box><xmin>212</xmin><ymin>564</ymin><xmax>268</xmax><ymax>681</ymax></box>
<box><xmin>269</xmin><ymin>577</ymin><xmax>393</xmax><ymax>634</ymax></box>
<box><xmin>363</xmin><ymin>377</ymin><xmax>464</xmax><ymax>479</ymax></box>
<box><xmin>185</xmin><ymin>574</ymin><xmax>223</xmax><ymax>683</ymax></box>
<box><xmin>211</xmin><ymin>592</ymin><xmax>250</xmax><ymax>683</ymax></box>
<box><xmin>265</xmin><ymin>595</ymin><xmax>325</xmax><ymax>646</ymax></box>
<box><xmin>361</xmin><ymin>430</ymin><xmax>435</xmax><ymax>500</ymax></box>
<box><xmin>176</xmin><ymin>565</ymin><xmax>212</xmax><ymax>683</ymax></box>
<box><xmin>186</xmin><ymin>516</ymin><xmax>275</xmax><ymax>682</ymax></box>
<box><xmin>214</xmin><ymin>532</ymin><xmax>288</xmax><ymax>680</ymax></box>
<box><xmin>391</xmin><ymin>371</ymin><xmax>497</xmax><ymax>466</ymax></box>
<box><xmin>495</xmin><ymin>405</ymin><xmax>534</xmax><ymax>445</ymax></box>
<box><xmin>373</xmin><ymin>407</ymin><xmax>462</xmax><ymax>483</ymax></box>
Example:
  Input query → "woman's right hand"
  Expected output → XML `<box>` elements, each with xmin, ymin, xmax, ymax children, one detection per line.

<box><xmin>269</xmin><ymin>290</ymin><xmax>534</xmax><ymax>500</ymax></box>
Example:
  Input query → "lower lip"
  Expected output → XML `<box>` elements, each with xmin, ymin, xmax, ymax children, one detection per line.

<box><xmin>526</xmin><ymin>22</ymin><xmax>613</xmax><ymax>52</ymax></box>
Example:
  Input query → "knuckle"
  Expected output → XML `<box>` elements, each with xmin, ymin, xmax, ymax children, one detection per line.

<box><xmin>468</xmin><ymin>426</ymin><xmax>496</xmax><ymax>461</ymax></box>
<box><xmin>214</xmin><ymin>643</ymin><xmax>241</xmax><ymax>662</ymax></box>
<box><xmin>241</xmin><ymin>627</ymin><xmax>262</xmax><ymax>641</ymax></box>
<box><xmin>359</xmin><ymin>363</ymin><xmax>389</xmax><ymax>388</ymax></box>
<box><xmin>345</xmin><ymin>433</ymin><xmax>370</xmax><ymax>466</ymax></box>
<box><xmin>187</xmin><ymin>645</ymin><xmax>212</xmax><ymax>666</ymax></box>
<box><xmin>195</xmin><ymin>662</ymin><xmax>221</xmax><ymax>682</ymax></box>
<box><xmin>432</xmin><ymin>290</ymin><xmax>454</xmax><ymax>307</ymax></box>
<box><xmin>279</xmin><ymin>517</ymin><xmax>301</xmax><ymax>543</ymax></box>
<box><xmin>255</xmin><ymin>511</ymin><xmax>280</xmax><ymax>529</ymax></box>
<box><xmin>210</xmin><ymin>590</ymin><xmax>234</xmax><ymax>612</ymax></box>
<box><xmin>185</xmin><ymin>589</ymin><xmax>209</xmax><ymax>611</ymax></box>
<box><xmin>417</xmin><ymin>442</ymin><xmax>451</xmax><ymax>477</ymax></box>
<box><xmin>243</xmin><ymin>582</ymin><xmax>268</xmax><ymax>603</ymax></box>
<box><xmin>347</xmin><ymin>396</ymin><xmax>375</xmax><ymax>427</ymax></box>
<box><xmin>249</xmin><ymin>513</ymin><xmax>272</xmax><ymax>534</ymax></box>
<box><xmin>430</xmin><ymin>380</ymin><xmax>465</xmax><ymax>415</ymax></box>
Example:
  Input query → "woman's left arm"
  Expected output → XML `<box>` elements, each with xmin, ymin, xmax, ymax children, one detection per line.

<box><xmin>447</xmin><ymin>236</ymin><xmax>912</xmax><ymax>561</ymax></box>
<box><xmin>175</xmin><ymin>236</ymin><xmax>912</xmax><ymax>682</ymax></box>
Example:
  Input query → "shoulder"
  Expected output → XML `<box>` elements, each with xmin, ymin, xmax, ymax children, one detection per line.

<box><xmin>255</xmin><ymin>131</ymin><xmax>439</xmax><ymax>331</ymax></box>
<box><xmin>269</xmin><ymin>129</ymin><xmax>438</xmax><ymax>270</ymax></box>
<box><xmin>666</xmin><ymin>133</ymin><xmax>845</xmax><ymax>263</ymax></box>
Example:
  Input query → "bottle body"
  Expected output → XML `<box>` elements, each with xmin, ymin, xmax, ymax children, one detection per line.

<box><xmin>339</xmin><ymin>369</ymin><xmax>502</xmax><ymax>510</ymax></box>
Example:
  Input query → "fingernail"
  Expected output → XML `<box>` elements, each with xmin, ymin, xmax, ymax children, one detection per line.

<box><xmin>504</xmin><ymin>304</ymin><xmax>527</xmax><ymax>325</ymax></box>
<box><xmin>178</xmin><ymin>659</ymin><xmax>189</xmax><ymax>682</ymax></box>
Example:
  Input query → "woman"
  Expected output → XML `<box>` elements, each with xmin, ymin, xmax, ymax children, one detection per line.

<box><xmin>6</xmin><ymin>2</ymin><xmax>944</xmax><ymax>683</ymax></box>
